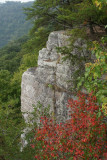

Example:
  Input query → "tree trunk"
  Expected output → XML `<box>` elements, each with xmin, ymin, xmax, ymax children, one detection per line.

<box><xmin>67</xmin><ymin>0</ymin><xmax>70</xmax><ymax>5</ymax></box>
<box><xmin>89</xmin><ymin>21</ymin><xmax>94</xmax><ymax>34</ymax></box>
<box><xmin>0</xmin><ymin>156</ymin><xmax>5</xmax><ymax>160</ymax></box>
<box><xmin>105</xmin><ymin>27</ymin><xmax>107</xmax><ymax>34</ymax></box>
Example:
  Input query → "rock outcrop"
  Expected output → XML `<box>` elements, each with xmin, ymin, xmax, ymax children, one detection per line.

<box><xmin>21</xmin><ymin>31</ymin><xmax>89</xmax><ymax>123</ymax></box>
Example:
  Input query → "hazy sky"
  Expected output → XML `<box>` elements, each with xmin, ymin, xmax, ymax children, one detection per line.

<box><xmin>0</xmin><ymin>0</ymin><xmax>34</xmax><ymax>2</ymax></box>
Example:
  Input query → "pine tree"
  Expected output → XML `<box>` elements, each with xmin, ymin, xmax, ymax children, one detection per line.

<box><xmin>24</xmin><ymin>0</ymin><xmax>107</xmax><ymax>34</ymax></box>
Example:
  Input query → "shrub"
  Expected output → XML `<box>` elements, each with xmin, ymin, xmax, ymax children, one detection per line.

<box><xmin>30</xmin><ymin>92</ymin><xmax>106</xmax><ymax>160</ymax></box>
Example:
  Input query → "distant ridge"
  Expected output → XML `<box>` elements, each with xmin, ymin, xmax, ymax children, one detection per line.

<box><xmin>0</xmin><ymin>1</ymin><xmax>33</xmax><ymax>48</ymax></box>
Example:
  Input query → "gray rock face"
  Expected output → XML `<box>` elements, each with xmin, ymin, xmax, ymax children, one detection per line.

<box><xmin>21</xmin><ymin>31</ymin><xmax>89</xmax><ymax>123</ymax></box>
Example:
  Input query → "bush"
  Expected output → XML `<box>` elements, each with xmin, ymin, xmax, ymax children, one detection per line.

<box><xmin>77</xmin><ymin>39</ymin><xmax>107</xmax><ymax>115</ymax></box>
<box><xmin>30</xmin><ymin>92</ymin><xmax>106</xmax><ymax>160</ymax></box>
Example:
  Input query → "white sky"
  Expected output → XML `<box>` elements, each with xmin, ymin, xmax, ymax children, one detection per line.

<box><xmin>0</xmin><ymin>0</ymin><xmax>34</xmax><ymax>3</ymax></box>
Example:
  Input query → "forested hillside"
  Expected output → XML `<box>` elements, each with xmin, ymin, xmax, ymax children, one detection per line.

<box><xmin>0</xmin><ymin>0</ymin><xmax>107</xmax><ymax>160</ymax></box>
<box><xmin>0</xmin><ymin>1</ymin><xmax>33</xmax><ymax>48</ymax></box>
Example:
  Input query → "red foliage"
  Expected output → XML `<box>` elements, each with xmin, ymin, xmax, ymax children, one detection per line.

<box><xmin>31</xmin><ymin>92</ymin><xmax>106</xmax><ymax>160</ymax></box>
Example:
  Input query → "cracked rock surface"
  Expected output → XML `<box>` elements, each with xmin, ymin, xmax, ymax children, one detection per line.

<box><xmin>21</xmin><ymin>31</ymin><xmax>89</xmax><ymax>123</ymax></box>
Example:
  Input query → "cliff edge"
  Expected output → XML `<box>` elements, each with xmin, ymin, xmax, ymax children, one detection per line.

<box><xmin>21</xmin><ymin>31</ymin><xmax>88</xmax><ymax>123</ymax></box>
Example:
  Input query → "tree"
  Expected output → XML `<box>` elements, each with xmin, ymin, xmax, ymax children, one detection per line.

<box><xmin>0</xmin><ymin>36</ymin><xmax>29</xmax><ymax>73</ymax></box>
<box><xmin>0</xmin><ymin>70</ymin><xmax>11</xmax><ymax>104</ymax></box>
<box><xmin>93</xmin><ymin>0</ymin><xmax>107</xmax><ymax>9</ymax></box>
<box><xmin>78</xmin><ymin>39</ymin><xmax>107</xmax><ymax>115</ymax></box>
<box><xmin>25</xmin><ymin>0</ymin><xmax>107</xmax><ymax>34</ymax></box>
<box><xmin>0</xmin><ymin>106</ymin><xmax>24</xmax><ymax>160</ymax></box>
<box><xmin>0</xmin><ymin>1</ymin><xmax>33</xmax><ymax>48</ymax></box>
